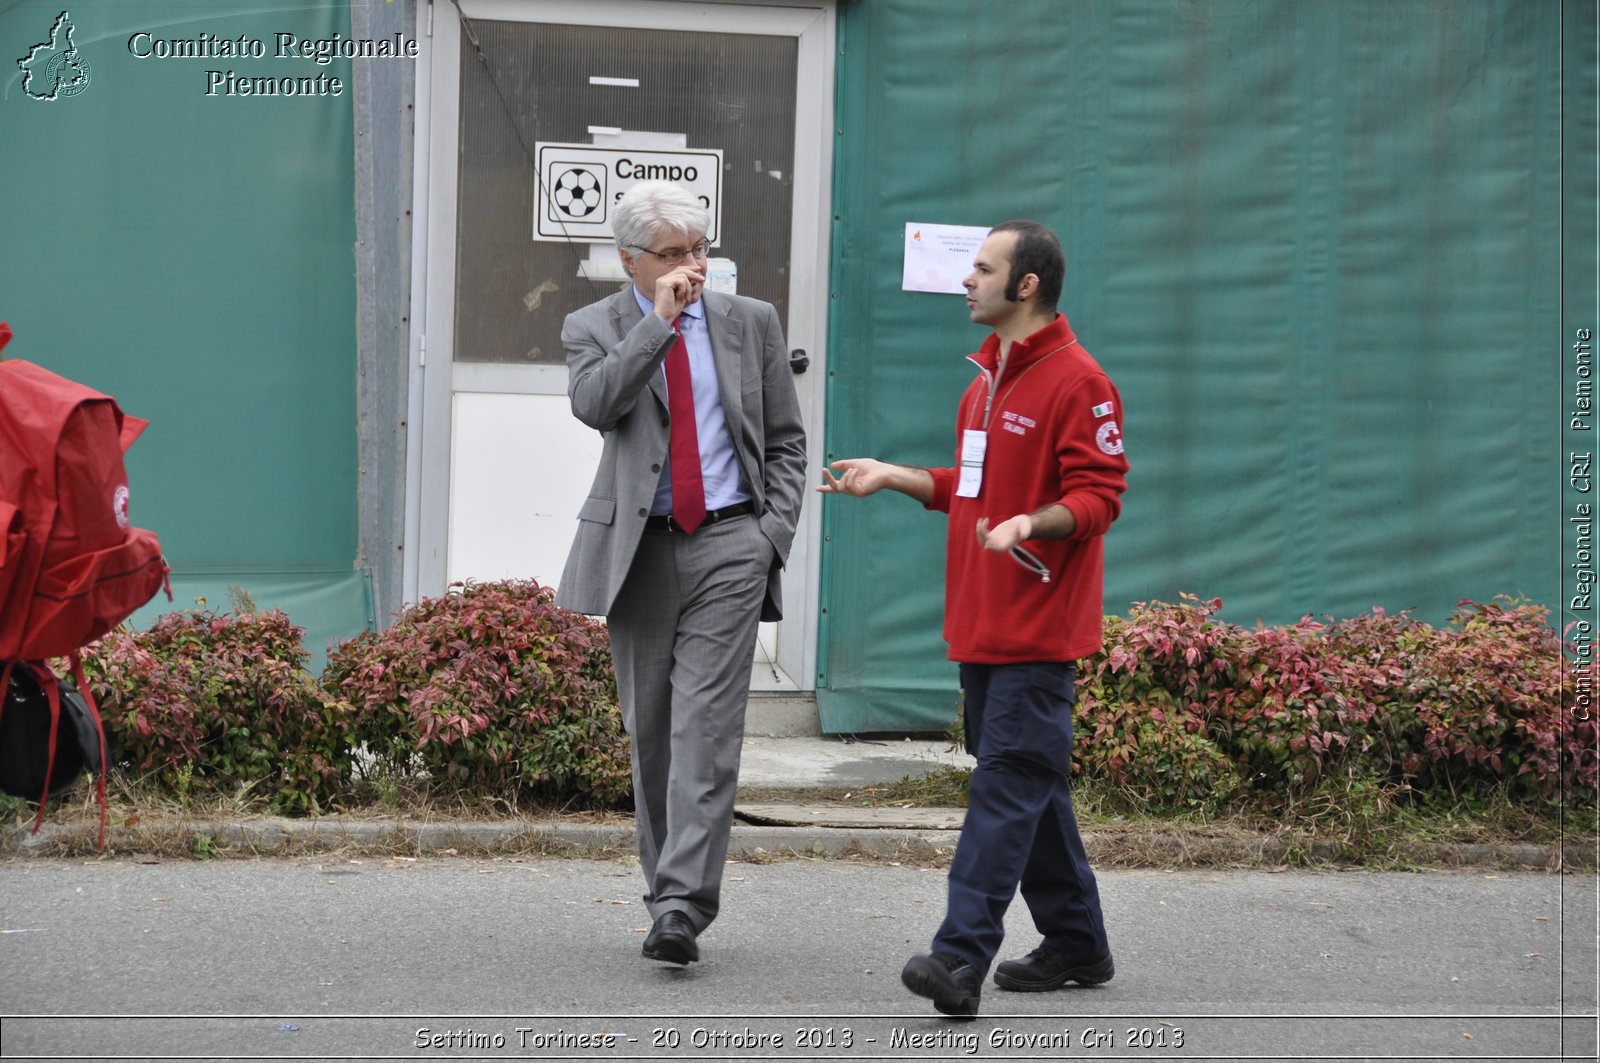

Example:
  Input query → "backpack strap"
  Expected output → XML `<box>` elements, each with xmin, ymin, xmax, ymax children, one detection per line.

<box><xmin>26</xmin><ymin>661</ymin><xmax>62</xmax><ymax>838</ymax></box>
<box><xmin>68</xmin><ymin>651</ymin><xmax>108</xmax><ymax>849</ymax></box>
<box><xmin>0</xmin><ymin>659</ymin><xmax>12</xmax><ymax>730</ymax></box>
<box><xmin>1</xmin><ymin>657</ymin><xmax>108</xmax><ymax>849</ymax></box>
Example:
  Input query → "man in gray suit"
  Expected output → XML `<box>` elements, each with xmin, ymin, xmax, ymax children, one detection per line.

<box><xmin>555</xmin><ymin>181</ymin><xmax>807</xmax><ymax>966</ymax></box>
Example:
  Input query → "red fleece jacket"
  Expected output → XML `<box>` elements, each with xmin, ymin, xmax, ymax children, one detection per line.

<box><xmin>926</xmin><ymin>314</ymin><xmax>1128</xmax><ymax>664</ymax></box>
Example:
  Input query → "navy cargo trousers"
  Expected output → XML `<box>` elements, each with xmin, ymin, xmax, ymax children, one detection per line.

<box><xmin>931</xmin><ymin>661</ymin><xmax>1110</xmax><ymax>978</ymax></box>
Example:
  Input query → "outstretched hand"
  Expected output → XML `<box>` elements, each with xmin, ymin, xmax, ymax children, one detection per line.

<box><xmin>818</xmin><ymin>458</ymin><xmax>893</xmax><ymax>497</ymax></box>
<box><xmin>975</xmin><ymin>513</ymin><xmax>1034</xmax><ymax>553</ymax></box>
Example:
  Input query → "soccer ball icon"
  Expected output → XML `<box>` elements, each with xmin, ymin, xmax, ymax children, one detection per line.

<box><xmin>552</xmin><ymin>168</ymin><xmax>603</xmax><ymax>218</ymax></box>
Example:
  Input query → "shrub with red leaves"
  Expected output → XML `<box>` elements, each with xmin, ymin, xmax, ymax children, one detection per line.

<box><xmin>1075</xmin><ymin>595</ymin><xmax>1244</xmax><ymax>810</ymax></box>
<box><xmin>1077</xmin><ymin>595</ymin><xmax>1595</xmax><ymax>809</ymax></box>
<box><xmin>322</xmin><ymin>580</ymin><xmax>630</xmax><ymax>807</ymax></box>
<box><xmin>82</xmin><ymin>608</ymin><xmax>356</xmax><ymax>813</ymax></box>
<box><xmin>1404</xmin><ymin>599</ymin><xmax>1593</xmax><ymax>801</ymax></box>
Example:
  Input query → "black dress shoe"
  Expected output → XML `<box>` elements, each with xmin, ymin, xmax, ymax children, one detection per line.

<box><xmin>642</xmin><ymin>911</ymin><xmax>699</xmax><ymax>965</ymax></box>
<box><xmin>992</xmin><ymin>943</ymin><xmax>1113</xmax><ymax>991</ymax></box>
<box><xmin>900</xmin><ymin>952</ymin><xmax>980</xmax><ymax>1018</ymax></box>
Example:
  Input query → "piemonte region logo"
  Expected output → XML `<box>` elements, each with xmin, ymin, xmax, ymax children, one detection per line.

<box><xmin>18</xmin><ymin>11</ymin><xmax>91</xmax><ymax>101</ymax></box>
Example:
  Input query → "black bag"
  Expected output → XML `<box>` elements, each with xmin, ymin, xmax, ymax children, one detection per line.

<box><xmin>0</xmin><ymin>664</ymin><xmax>104</xmax><ymax>801</ymax></box>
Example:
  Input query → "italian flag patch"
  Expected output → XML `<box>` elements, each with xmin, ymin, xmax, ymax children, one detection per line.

<box><xmin>1091</xmin><ymin>401</ymin><xmax>1114</xmax><ymax>418</ymax></box>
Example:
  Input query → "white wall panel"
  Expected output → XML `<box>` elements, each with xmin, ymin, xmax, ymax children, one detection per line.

<box><xmin>447</xmin><ymin>392</ymin><xmax>601</xmax><ymax>590</ymax></box>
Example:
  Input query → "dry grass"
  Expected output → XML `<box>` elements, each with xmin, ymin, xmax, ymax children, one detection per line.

<box><xmin>3</xmin><ymin>766</ymin><xmax>1591</xmax><ymax>871</ymax></box>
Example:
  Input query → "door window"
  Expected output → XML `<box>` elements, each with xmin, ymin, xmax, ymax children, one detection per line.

<box><xmin>452</xmin><ymin>20</ymin><xmax>799</xmax><ymax>365</ymax></box>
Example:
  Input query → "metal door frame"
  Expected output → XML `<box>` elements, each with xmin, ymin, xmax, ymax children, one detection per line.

<box><xmin>404</xmin><ymin>0</ymin><xmax>835</xmax><ymax>693</ymax></box>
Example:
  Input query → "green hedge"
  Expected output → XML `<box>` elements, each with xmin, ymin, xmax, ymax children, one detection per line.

<box><xmin>82</xmin><ymin>608</ymin><xmax>354</xmax><ymax>814</ymax></box>
<box><xmin>70</xmin><ymin>588</ymin><xmax>1593</xmax><ymax>817</ymax></box>
<box><xmin>322</xmin><ymin>580</ymin><xmax>629</xmax><ymax>807</ymax></box>
<box><xmin>1073</xmin><ymin>595</ymin><xmax>1595</xmax><ymax>812</ymax></box>
<box><xmin>80</xmin><ymin>581</ymin><xmax>628</xmax><ymax>813</ymax></box>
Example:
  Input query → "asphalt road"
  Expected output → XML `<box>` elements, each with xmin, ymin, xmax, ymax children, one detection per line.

<box><xmin>0</xmin><ymin>857</ymin><xmax>1594</xmax><ymax>1062</ymax></box>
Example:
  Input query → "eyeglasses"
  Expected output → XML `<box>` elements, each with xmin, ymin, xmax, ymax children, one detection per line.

<box><xmin>627</xmin><ymin>239</ymin><xmax>711</xmax><ymax>266</ymax></box>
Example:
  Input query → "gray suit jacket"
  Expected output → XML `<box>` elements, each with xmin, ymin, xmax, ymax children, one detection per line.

<box><xmin>554</xmin><ymin>287</ymin><xmax>808</xmax><ymax>622</ymax></box>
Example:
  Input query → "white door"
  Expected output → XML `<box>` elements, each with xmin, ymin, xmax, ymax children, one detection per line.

<box><xmin>406</xmin><ymin>0</ymin><xmax>834</xmax><ymax>694</ymax></box>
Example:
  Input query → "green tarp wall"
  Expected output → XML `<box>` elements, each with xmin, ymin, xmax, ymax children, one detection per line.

<box><xmin>0</xmin><ymin>0</ymin><xmax>370</xmax><ymax>665</ymax></box>
<box><xmin>818</xmin><ymin>0</ymin><xmax>1589</xmax><ymax>733</ymax></box>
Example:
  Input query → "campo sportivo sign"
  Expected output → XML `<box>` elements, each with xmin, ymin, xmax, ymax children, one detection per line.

<box><xmin>534</xmin><ymin>142</ymin><xmax>725</xmax><ymax>244</ymax></box>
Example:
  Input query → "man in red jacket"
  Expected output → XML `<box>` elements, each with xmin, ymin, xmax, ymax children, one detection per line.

<box><xmin>821</xmin><ymin>220</ymin><xmax>1127</xmax><ymax>1018</ymax></box>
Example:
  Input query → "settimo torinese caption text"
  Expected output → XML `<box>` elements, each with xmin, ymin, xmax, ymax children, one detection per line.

<box><xmin>126</xmin><ymin>31</ymin><xmax>419</xmax><ymax>97</ymax></box>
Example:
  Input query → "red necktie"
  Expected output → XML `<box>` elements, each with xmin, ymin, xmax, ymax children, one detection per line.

<box><xmin>665</xmin><ymin>318</ymin><xmax>706</xmax><ymax>534</ymax></box>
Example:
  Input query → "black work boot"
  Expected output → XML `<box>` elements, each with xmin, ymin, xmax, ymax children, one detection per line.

<box><xmin>900</xmin><ymin>951</ymin><xmax>981</xmax><ymax>1018</ymax></box>
<box><xmin>993</xmin><ymin>943</ymin><xmax>1114</xmax><ymax>991</ymax></box>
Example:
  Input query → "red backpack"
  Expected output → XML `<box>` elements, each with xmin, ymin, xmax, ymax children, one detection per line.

<box><xmin>0</xmin><ymin>322</ymin><xmax>170</xmax><ymax>843</ymax></box>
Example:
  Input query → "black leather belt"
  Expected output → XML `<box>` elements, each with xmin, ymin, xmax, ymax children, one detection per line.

<box><xmin>645</xmin><ymin>500</ymin><xmax>755</xmax><ymax>531</ymax></box>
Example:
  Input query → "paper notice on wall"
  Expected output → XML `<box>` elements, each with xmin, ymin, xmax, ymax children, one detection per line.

<box><xmin>902</xmin><ymin>222</ymin><xmax>991</xmax><ymax>294</ymax></box>
<box><xmin>706</xmin><ymin>257</ymin><xmax>738</xmax><ymax>294</ymax></box>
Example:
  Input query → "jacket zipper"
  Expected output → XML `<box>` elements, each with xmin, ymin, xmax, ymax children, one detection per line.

<box><xmin>964</xmin><ymin>342</ymin><xmax>1077</xmax><ymax>586</ymax></box>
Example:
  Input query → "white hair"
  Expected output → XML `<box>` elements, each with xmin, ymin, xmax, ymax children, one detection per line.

<box><xmin>613</xmin><ymin>181</ymin><xmax>710</xmax><ymax>251</ymax></box>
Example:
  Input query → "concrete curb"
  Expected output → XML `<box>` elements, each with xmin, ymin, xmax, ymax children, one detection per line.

<box><xmin>1</xmin><ymin>816</ymin><xmax>1561</xmax><ymax>869</ymax></box>
<box><xmin>0</xmin><ymin>817</ymin><xmax>962</xmax><ymax>861</ymax></box>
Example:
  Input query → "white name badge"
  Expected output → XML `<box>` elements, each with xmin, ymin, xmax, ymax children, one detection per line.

<box><xmin>956</xmin><ymin>429</ymin><xmax>987</xmax><ymax>498</ymax></box>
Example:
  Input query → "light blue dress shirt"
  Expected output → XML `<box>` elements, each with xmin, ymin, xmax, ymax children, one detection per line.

<box><xmin>633</xmin><ymin>288</ymin><xmax>751</xmax><ymax>516</ymax></box>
